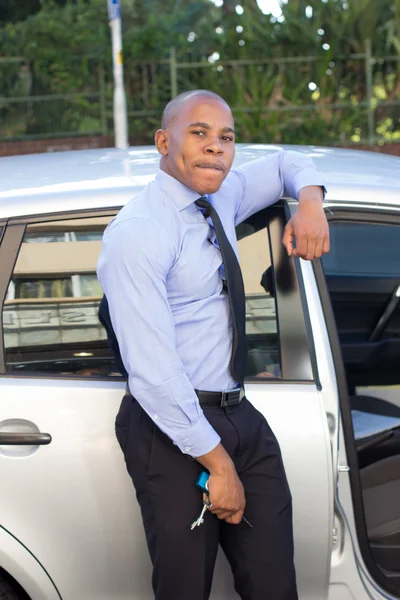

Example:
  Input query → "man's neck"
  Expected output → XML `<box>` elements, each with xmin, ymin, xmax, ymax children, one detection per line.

<box><xmin>159</xmin><ymin>161</ymin><xmax>204</xmax><ymax>196</ymax></box>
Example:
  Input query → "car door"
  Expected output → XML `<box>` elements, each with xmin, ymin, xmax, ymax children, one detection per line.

<box><xmin>0</xmin><ymin>203</ymin><xmax>338</xmax><ymax>600</ymax></box>
<box><xmin>319</xmin><ymin>205</ymin><xmax>400</xmax><ymax>600</ymax></box>
<box><xmin>0</xmin><ymin>211</ymin><xmax>152</xmax><ymax>600</ymax></box>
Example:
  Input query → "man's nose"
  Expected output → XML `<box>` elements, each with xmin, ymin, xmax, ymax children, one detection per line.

<box><xmin>204</xmin><ymin>137</ymin><xmax>223</xmax><ymax>154</ymax></box>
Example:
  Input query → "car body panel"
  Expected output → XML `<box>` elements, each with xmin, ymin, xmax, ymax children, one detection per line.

<box><xmin>1</xmin><ymin>144</ymin><xmax>400</xmax><ymax>220</ymax></box>
<box><xmin>0</xmin><ymin>376</ymin><xmax>333</xmax><ymax>599</ymax></box>
<box><xmin>0</xmin><ymin>526</ymin><xmax>60</xmax><ymax>600</ymax></box>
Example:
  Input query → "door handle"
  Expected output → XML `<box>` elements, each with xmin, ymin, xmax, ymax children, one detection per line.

<box><xmin>0</xmin><ymin>432</ymin><xmax>52</xmax><ymax>445</ymax></box>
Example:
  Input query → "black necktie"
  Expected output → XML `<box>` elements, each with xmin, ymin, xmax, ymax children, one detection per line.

<box><xmin>196</xmin><ymin>197</ymin><xmax>247</xmax><ymax>385</ymax></box>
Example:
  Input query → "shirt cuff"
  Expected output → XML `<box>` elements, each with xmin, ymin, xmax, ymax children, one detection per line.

<box><xmin>292</xmin><ymin>168</ymin><xmax>327</xmax><ymax>200</ymax></box>
<box><xmin>174</xmin><ymin>413</ymin><xmax>221</xmax><ymax>457</ymax></box>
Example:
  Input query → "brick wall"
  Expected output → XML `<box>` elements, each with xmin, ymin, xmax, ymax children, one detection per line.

<box><xmin>0</xmin><ymin>135</ymin><xmax>399</xmax><ymax>158</ymax></box>
<box><xmin>0</xmin><ymin>135</ymin><xmax>114</xmax><ymax>158</ymax></box>
<box><xmin>340</xmin><ymin>143</ymin><xmax>400</xmax><ymax>157</ymax></box>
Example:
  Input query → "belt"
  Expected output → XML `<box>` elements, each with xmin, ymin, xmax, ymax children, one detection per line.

<box><xmin>125</xmin><ymin>384</ymin><xmax>245</xmax><ymax>408</ymax></box>
<box><xmin>195</xmin><ymin>386</ymin><xmax>245</xmax><ymax>407</ymax></box>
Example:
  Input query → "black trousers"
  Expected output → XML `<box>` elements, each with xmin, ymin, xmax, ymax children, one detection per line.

<box><xmin>115</xmin><ymin>394</ymin><xmax>298</xmax><ymax>600</ymax></box>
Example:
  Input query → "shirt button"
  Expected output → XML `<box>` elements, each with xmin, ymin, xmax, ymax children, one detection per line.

<box><xmin>154</xmin><ymin>414</ymin><xmax>159</xmax><ymax>421</ymax></box>
<box><xmin>184</xmin><ymin>447</ymin><xmax>191</xmax><ymax>453</ymax></box>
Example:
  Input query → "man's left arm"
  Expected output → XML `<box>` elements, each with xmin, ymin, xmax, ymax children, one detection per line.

<box><xmin>230</xmin><ymin>149</ymin><xmax>329</xmax><ymax>260</ymax></box>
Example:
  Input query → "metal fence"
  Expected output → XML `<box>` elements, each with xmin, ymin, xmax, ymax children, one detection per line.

<box><xmin>0</xmin><ymin>42</ymin><xmax>399</xmax><ymax>146</ymax></box>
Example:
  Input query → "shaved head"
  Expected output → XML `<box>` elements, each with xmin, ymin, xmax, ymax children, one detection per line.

<box><xmin>161</xmin><ymin>90</ymin><xmax>229</xmax><ymax>130</ymax></box>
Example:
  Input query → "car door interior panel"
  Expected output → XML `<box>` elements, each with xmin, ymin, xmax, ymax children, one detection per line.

<box><xmin>325</xmin><ymin>274</ymin><xmax>400</xmax><ymax>387</ymax></box>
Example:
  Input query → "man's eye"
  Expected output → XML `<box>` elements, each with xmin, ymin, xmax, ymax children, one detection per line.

<box><xmin>192</xmin><ymin>130</ymin><xmax>205</xmax><ymax>136</ymax></box>
<box><xmin>222</xmin><ymin>136</ymin><xmax>233</xmax><ymax>142</ymax></box>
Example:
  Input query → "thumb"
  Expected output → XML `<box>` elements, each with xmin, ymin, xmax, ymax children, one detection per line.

<box><xmin>282</xmin><ymin>221</ymin><xmax>294</xmax><ymax>256</ymax></box>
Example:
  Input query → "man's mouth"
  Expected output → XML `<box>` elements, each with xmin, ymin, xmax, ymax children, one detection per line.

<box><xmin>195</xmin><ymin>162</ymin><xmax>225</xmax><ymax>172</ymax></box>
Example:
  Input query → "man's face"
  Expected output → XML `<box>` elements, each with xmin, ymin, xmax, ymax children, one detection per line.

<box><xmin>155</xmin><ymin>97</ymin><xmax>235</xmax><ymax>195</ymax></box>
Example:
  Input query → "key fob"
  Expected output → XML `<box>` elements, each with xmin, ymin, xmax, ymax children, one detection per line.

<box><xmin>195</xmin><ymin>471</ymin><xmax>210</xmax><ymax>494</ymax></box>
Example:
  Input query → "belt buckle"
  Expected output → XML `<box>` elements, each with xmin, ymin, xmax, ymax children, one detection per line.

<box><xmin>220</xmin><ymin>387</ymin><xmax>242</xmax><ymax>408</ymax></box>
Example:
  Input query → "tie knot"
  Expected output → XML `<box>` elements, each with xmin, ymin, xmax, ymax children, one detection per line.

<box><xmin>195</xmin><ymin>197</ymin><xmax>211</xmax><ymax>214</ymax></box>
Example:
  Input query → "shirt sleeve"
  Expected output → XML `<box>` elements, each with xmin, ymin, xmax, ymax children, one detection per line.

<box><xmin>97</xmin><ymin>217</ymin><xmax>221</xmax><ymax>458</ymax></box>
<box><xmin>230</xmin><ymin>149</ymin><xmax>326</xmax><ymax>226</ymax></box>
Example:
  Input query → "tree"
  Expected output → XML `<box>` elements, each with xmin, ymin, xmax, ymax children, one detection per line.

<box><xmin>0</xmin><ymin>0</ymin><xmax>68</xmax><ymax>23</ymax></box>
<box><xmin>0</xmin><ymin>0</ymin><xmax>398</xmax><ymax>143</ymax></box>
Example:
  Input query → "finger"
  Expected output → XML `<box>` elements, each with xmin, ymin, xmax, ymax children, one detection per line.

<box><xmin>225</xmin><ymin>510</ymin><xmax>244</xmax><ymax>525</ymax></box>
<box><xmin>313</xmin><ymin>235</ymin><xmax>325</xmax><ymax>259</ymax></box>
<box><xmin>216</xmin><ymin>511</ymin><xmax>233</xmax><ymax>521</ymax></box>
<box><xmin>208</xmin><ymin>507</ymin><xmax>234</xmax><ymax>521</ymax></box>
<box><xmin>207</xmin><ymin>504</ymin><xmax>224</xmax><ymax>514</ymax></box>
<box><xmin>322</xmin><ymin>232</ymin><xmax>330</xmax><ymax>254</ymax></box>
<box><xmin>293</xmin><ymin>233</ymin><xmax>308</xmax><ymax>258</ymax></box>
<box><xmin>282</xmin><ymin>223</ymin><xmax>294</xmax><ymax>256</ymax></box>
<box><xmin>208</xmin><ymin>505</ymin><xmax>233</xmax><ymax>516</ymax></box>
<box><xmin>305</xmin><ymin>235</ymin><xmax>318</xmax><ymax>260</ymax></box>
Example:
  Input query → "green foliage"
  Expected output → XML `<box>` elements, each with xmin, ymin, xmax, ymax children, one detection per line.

<box><xmin>0</xmin><ymin>0</ymin><xmax>399</xmax><ymax>145</ymax></box>
<box><xmin>0</xmin><ymin>0</ymin><xmax>41</xmax><ymax>24</ymax></box>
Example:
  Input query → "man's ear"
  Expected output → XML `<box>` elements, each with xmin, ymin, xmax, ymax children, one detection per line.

<box><xmin>155</xmin><ymin>129</ymin><xmax>169</xmax><ymax>155</ymax></box>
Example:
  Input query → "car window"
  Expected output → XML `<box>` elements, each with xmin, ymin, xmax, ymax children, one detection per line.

<box><xmin>3</xmin><ymin>214</ymin><xmax>282</xmax><ymax>380</ymax></box>
<box><xmin>3</xmin><ymin>216</ymin><xmax>120</xmax><ymax>377</ymax></box>
<box><xmin>321</xmin><ymin>217</ymin><xmax>400</xmax><ymax>390</ymax></box>
<box><xmin>322</xmin><ymin>221</ymin><xmax>400</xmax><ymax>276</ymax></box>
<box><xmin>237</xmin><ymin>215</ymin><xmax>281</xmax><ymax>380</ymax></box>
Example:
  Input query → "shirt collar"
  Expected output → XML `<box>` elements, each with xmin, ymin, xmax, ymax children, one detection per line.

<box><xmin>155</xmin><ymin>168</ymin><xmax>203</xmax><ymax>212</ymax></box>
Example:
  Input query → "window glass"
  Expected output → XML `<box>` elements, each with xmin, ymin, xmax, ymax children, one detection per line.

<box><xmin>3</xmin><ymin>216</ymin><xmax>121</xmax><ymax>378</ymax></box>
<box><xmin>322</xmin><ymin>222</ymin><xmax>400</xmax><ymax>276</ymax></box>
<box><xmin>24</xmin><ymin>230</ymin><xmax>104</xmax><ymax>244</ymax></box>
<box><xmin>4</xmin><ymin>214</ymin><xmax>281</xmax><ymax>380</ymax></box>
<box><xmin>237</xmin><ymin>214</ymin><xmax>281</xmax><ymax>380</ymax></box>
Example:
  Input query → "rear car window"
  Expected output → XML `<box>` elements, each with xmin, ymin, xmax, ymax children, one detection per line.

<box><xmin>2</xmin><ymin>216</ymin><xmax>121</xmax><ymax>377</ymax></box>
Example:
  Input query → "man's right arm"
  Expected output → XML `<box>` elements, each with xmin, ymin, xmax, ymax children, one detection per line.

<box><xmin>97</xmin><ymin>217</ymin><xmax>220</xmax><ymax>458</ymax></box>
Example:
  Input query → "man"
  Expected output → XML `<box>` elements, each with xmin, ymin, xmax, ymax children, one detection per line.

<box><xmin>97</xmin><ymin>89</ymin><xmax>329</xmax><ymax>600</ymax></box>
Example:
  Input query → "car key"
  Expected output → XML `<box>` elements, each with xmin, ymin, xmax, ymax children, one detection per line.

<box><xmin>191</xmin><ymin>498</ymin><xmax>213</xmax><ymax>530</ymax></box>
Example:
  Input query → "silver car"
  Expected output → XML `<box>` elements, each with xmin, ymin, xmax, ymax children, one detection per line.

<box><xmin>0</xmin><ymin>145</ymin><xmax>399</xmax><ymax>600</ymax></box>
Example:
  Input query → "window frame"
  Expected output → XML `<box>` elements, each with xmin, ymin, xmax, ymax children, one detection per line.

<box><xmin>0</xmin><ymin>221</ymin><xmax>6</xmax><ymax>246</ymax></box>
<box><xmin>243</xmin><ymin>201</ymin><xmax>318</xmax><ymax>385</ymax></box>
<box><xmin>0</xmin><ymin>203</ymin><xmax>317</xmax><ymax>384</ymax></box>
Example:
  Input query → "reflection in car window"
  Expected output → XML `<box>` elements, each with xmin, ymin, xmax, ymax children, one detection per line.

<box><xmin>2</xmin><ymin>214</ymin><xmax>281</xmax><ymax>380</ymax></box>
<box><xmin>3</xmin><ymin>216</ymin><xmax>121</xmax><ymax>378</ymax></box>
<box><xmin>322</xmin><ymin>222</ymin><xmax>400</xmax><ymax>276</ymax></box>
<box><xmin>237</xmin><ymin>212</ymin><xmax>281</xmax><ymax>380</ymax></box>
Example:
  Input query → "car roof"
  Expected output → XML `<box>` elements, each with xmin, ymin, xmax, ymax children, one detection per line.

<box><xmin>0</xmin><ymin>144</ymin><xmax>399</xmax><ymax>219</ymax></box>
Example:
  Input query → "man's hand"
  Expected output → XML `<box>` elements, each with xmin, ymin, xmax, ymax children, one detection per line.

<box><xmin>196</xmin><ymin>443</ymin><xmax>245</xmax><ymax>524</ymax></box>
<box><xmin>282</xmin><ymin>186</ymin><xmax>329</xmax><ymax>260</ymax></box>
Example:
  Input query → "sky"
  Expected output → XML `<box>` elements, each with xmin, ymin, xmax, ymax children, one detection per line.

<box><xmin>209</xmin><ymin>0</ymin><xmax>284</xmax><ymax>17</ymax></box>
<box><xmin>256</xmin><ymin>0</ymin><xmax>284</xmax><ymax>17</ymax></box>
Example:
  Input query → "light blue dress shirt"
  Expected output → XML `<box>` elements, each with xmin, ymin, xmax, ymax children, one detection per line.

<box><xmin>97</xmin><ymin>150</ymin><xmax>325</xmax><ymax>457</ymax></box>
